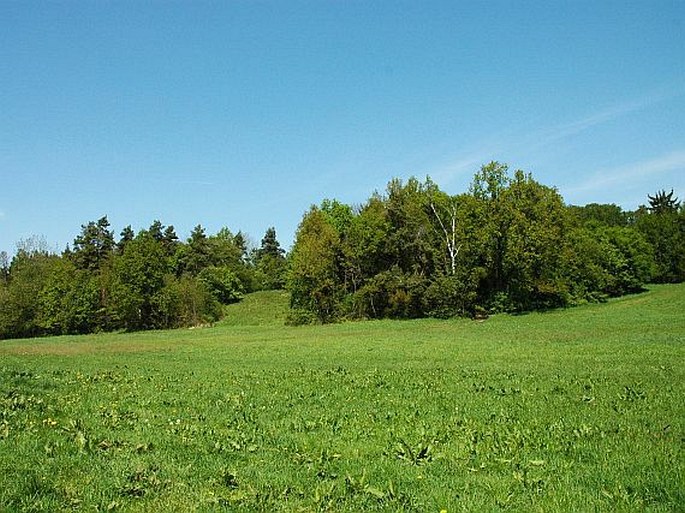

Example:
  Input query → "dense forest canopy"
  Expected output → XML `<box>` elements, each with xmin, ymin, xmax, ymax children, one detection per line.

<box><xmin>0</xmin><ymin>221</ymin><xmax>287</xmax><ymax>339</ymax></box>
<box><xmin>287</xmin><ymin>163</ymin><xmax>684</xmax><ymax>324</ymax></box>
<box><xmin>1</xmin><ymin>162</ymin><xmax>683</xmax><ymax>338</ymax></box>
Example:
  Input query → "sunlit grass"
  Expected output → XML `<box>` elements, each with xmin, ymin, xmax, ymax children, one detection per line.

<box><xmin>1</xmin><ymin>285</ymin><xmax>683</xmax><ymax>511</ymax></box>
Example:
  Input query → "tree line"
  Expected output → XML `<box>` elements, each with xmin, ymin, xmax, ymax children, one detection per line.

<box><xmin>0</xmin><ymin>221</ymin><xmax>286</xmax><ymax>339</ymax></box>
<box><xmin>1</xmin><ymin>161</ymin><xmax>683</xmax><ymax>338</ymax></box>
<box><xmin>288</xmin><ymin>162</ymin><xmax>684</xmax><ymax>323</ymax></box>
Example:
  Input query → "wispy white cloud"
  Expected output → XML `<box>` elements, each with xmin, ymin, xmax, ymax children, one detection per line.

<box><xmin>429</xmin><ymin>87</ymin><xmax>683</xmax><ymax>186</ymax></box>
<box><xmin>534</xmin><ymin>91</ymin><xmax>672</xmax><ymax>147</ymax></box>
<box><xmin>429</xmin><ymin>152</ymin><xmax>494</xmax><ymax>186</ymax></box>
<box><xmin>564</xmin><ymin>150</ymin><xmax>685</xmax><ymax>196</ymax></box>
<box><xmin>426</xmin><ymin>127</ymin><xmax>516</xmax><ymax>187</ymax></box>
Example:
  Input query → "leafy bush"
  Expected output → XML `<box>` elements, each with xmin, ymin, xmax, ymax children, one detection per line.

<box><xmin>423</xmin><ymin>274</ymin><xmax>476</xmax><ymax>318</ymax></box>
<box><xmin>159</xmin><ymin>275</ymin><xmax>221</xmax><ymax>327</ymax></box>
<box><xmin>198</xmin><ymin>266</ymin><xmax>244</xmax><ymax>304</ymax></box>
<box><xmin>353</xmin><ymin>267</ymin><xmax>427</xmax><ymax>319</ymax></box>
<box><xmin>284</xmin><ymin>307</ymin><xmax>320</xmax><ymax>326</ymax></box>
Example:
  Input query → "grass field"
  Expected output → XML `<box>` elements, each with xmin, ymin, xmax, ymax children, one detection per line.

<box><xmin>1</xmin><ymin>286</ymin><xmax>684</xmax><ymax>512</ymax></box>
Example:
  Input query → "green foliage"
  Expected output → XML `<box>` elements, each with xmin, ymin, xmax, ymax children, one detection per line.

<box><xmin>383</xmin><ymin>177</ymin><xmax>440</xmax><ymax>276</ymax></box>
<box><xmin>256</xmin><ymin>227</ymin><xmax>285</xmax><ymax>260</ymax></box>
<box><xmin>0</xmin><ymin>218</ymin><xmax>258</xmax><ymax>338</ymax></box>
<box><xmin>175</xmin><ymin>224</ymin><xmax>211</xmax><ymax>276</ymax></box>
<box><xmin>595</xmin><ymin>226</ymin><xmax>654</xmax><ymax>296</ymax></box>
<box><xmin>355</xmin><ymin>267</ymin><xmax>427</xmax><ymax>319</ymax></box>
<box><xmin>497</xmin><ymin>171</ymin><xmax>571</xmax><ymax>311</ymax></box>
<box><xmin>562</xmin><ymin>227</ymin><xmax>612</xmax><ymax>302</ymax></box>
<box><xmin>253</xmin><ymin>227</ymin><xmax>287</xmax><ymax>290</ymax></box>
<box><xmin>2</xmin><ymin>167</ymin><xmax>682</xmax><ymax>337</ymax></box>
<box><xmin>288</xmin><ymin>207</ymin><xmax>343</xmax><ymax>323</ymax></box>
<box><xmin>647</xmin><ymin>189</ymin><xmax>680</xmax><ymax>214</ymax></box>
<box><xmin>156</xmin><ymin>274</ymin><xmax>221</xmax><ymax>328</ymax></box>
<box><xmin>0</xmin><ymin>251</ymin><xmax>10</xmax><ymax>285</ymax></box>
<box><xmin>117</xmin><ymin>225</ymin><xmax>135</xmax><ymax>254</ymax></box>
<box><xmin>0</xmin><ymin>251</ymin><xmax>59</xmax><ymax>339</ymax></box>
<box><xmin>198</xmin><ymin>266</ymin><xmax>243</xmax><ymax>304</ymax></box>
<box><xmin>38</xmin><ymin>258</ymin><xmax>101</xmax><ymax>335</ymax></box>
<box><xmin>287</xmin><ymin>164</ymin><xmax>675</xmax><ymax>323</ymax></box>
<box><xmin>107</xmin><ymin>231</ymin><xmax>225</xmax><ymax>331</ymax></box>
<box><xmin>109</xmin><ymin>233</ymin><xmax>169</xmax><ymax>330</ymax></box>
<box><xmin>342</xmin><ymin>197</ymin><xmax>392</xmax><ymax>293</ymax></box>
<box><xmin>568</xmin><ymin>203</ymin><xmax>629</xmax><ymax>227</ymax></box>
<box><xmin>636</xmin><ymin>209</ymin><xmax>685</xmax><ymax>283</ymax></box>
<box><xmin>71</xmin><ymin>216</ymin><xmax>115</xmax><ymax>271</ymax></box>
<box><xmin>320</xmin><ymin>198</ymin><xmax>354</xmax><ymax>235</ymax></box>
<box><xmin>422</xmin><ymin>273</ymin><xmax>478</xmax><ymax>318</ymax></box>
<box><xmin>209</xmin><ymin>227</ymin><xmax>246</xmax><ymax>268</ymax></box>
<box><xmin>254</xmin><ymin>254</ymin><xmax>287</xmax><ymax>290</ymax></box>
<box><xmin>470</xmin><ymin>160</ymin><xmax>511</xmax><ymax>201</ymax></box>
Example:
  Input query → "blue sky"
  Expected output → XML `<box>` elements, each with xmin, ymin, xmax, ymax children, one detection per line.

<box><xmin>1</xmin><ymin>1</ymin><xmax>684</xmax><ymax>254</ymax></box>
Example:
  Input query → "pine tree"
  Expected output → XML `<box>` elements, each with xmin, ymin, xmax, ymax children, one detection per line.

<box><xmin>118</xmin><ymin>225</ymin><xmax>135</xmax><ymax>254</ymax></box>
<box><xmin>648</xmin><ymin>189</ymin><xmax>680</xmax><ymax>214</ymax></box>
<box><xmin>72</xmin><ymin>216</ymin><xmax>115</xmax><ymax>271</ymax></box>
<box><xmin>255</xmin><ymin>227</ymin><xmax>287</xmax><ymax>290</ymax></box>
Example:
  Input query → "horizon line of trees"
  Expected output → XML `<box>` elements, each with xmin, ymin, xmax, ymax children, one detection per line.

<box><xmin>287</xmin><ymin>162</ymin><xmax>684</xmax><ymax>323</ymax></box>
<box><xmin>2</xmin><ymin>161</ymin><xmax>683</xmax><ymax>338</ymax></box>
<box><xmin>0</xmin><ymin>221</ymin><xmax>286</xmax><ymax>339</ymax></box>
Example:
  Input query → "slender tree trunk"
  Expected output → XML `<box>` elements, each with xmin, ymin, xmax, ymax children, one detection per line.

<box><xmin>430</xmin><ymin>202</ymin><xmax>461</xmax><ymax>275</ymax></box>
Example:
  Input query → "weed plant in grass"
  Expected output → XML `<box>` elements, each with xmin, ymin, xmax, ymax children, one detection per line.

<box><xmin>1</xmin><ymin>287</ymin><xmax>684</xmax><ymax>512</ymax></box>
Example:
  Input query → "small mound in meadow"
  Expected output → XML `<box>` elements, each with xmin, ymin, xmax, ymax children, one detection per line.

<box><xmin>218</xmin><ymin>290</ymin><xmax>290</xmax><ymax>327</ymax></box>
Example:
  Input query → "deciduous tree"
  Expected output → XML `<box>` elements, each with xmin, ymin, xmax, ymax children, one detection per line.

<box><xmin>288</xmin><ymin>207</ymin><xmax>342</xmax><ymax>322</ymax></box>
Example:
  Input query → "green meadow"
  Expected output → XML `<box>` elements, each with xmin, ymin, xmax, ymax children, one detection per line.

<box><xmin>1</xmin><ymin>286</ymin><xmax>683</xmax><ymax>512</ymax></box>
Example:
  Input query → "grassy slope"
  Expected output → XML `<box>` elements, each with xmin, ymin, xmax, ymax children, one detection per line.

<box><xmin>0</xmin><ymin>286</ymin><xmax>683</xmax><ymax>512</ymax></box>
